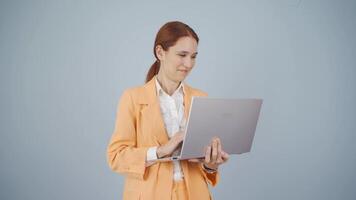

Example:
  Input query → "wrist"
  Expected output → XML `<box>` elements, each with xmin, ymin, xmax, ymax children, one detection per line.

<box><xmin>156</xmin><ymin>146</ymin><xmax>166</xmax><ymax>158</ymax></box>
<box><xmin>203</xmin><ymin>163</ymin><xmax>218</xmax><ymax>171</ymax></box>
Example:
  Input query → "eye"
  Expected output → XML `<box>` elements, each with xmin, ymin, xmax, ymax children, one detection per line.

<box><xmin>178</xmin><ymin>54</ymin><xmax>186</xmax><ymax>57</ymax></box>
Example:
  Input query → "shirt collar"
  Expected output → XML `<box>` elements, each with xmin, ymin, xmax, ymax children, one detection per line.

<box><xmin>154</xmin><ymin>75</ymin><xmax>185</xmax><ymax>97</ymax></box>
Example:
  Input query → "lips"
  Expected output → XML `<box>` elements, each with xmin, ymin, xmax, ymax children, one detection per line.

<box><xmin>178</xmin><ymin>70</ymin><xmax>188</xmax><ymax>73</ymax></box>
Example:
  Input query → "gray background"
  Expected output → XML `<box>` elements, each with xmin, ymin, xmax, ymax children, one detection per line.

<box><xmin>1</xmin><ymin>0</ymin><xmax>355</xmax><ymax>199</ymax></box>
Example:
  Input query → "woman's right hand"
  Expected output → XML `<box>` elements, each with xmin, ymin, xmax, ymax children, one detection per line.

<box><xmin>156</xmin><ymin>131</ymin><xmax>185</xmax><ymax>158</ymax></box>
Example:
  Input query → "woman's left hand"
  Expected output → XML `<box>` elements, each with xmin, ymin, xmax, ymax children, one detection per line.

<box><xmin>188</xmin><ymin>137</ymin><xmax>229</xmax><ymax>170</ymax></box>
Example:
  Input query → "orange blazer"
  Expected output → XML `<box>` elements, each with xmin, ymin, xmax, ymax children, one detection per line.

<box><xmin>107</xmin><ymin>77</ymin><xmax>220</xmax><ymax>200</ymax></box>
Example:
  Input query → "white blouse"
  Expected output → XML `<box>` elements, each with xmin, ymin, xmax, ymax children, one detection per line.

<box><xmin>146</xmin><ymin>76</ymin><xmax>186</xmax><ymax>181</ymax></box>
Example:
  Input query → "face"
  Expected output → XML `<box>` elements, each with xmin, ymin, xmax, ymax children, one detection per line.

<box><xmin>156</xmin><ymin>36</ymin><xmax>198</xmax><ymax>82</ymax></box>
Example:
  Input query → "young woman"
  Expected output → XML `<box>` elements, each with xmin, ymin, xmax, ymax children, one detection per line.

<box><xmin>107</xmin><ymin>21</ymin><xmax>229</xmax><ymax>200</ymax></box>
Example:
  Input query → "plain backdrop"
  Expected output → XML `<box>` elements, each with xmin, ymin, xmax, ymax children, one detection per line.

<box><xmin>1</xmin><ymin>0</ymin><xmax>355</xmax><ymax>199</ymax></box>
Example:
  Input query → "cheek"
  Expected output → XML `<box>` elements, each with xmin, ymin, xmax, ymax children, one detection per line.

<box><xmin>169</xmin><ymin>59</ymin><xmax>183</xmax><ymax>71</ymax></box>
<box><xmin>173</xmin><ymin>56</ymin><xmax>184</xmax><ymax>65</ymax></box>
<box><xmin>166</xmin><ymin>59</ymin><xmax>180</xmax><ymax>73</ymax></box>
<box><xmin>166</xmin><ymin>55</ymin><xmax>179</xmax><ymax>65</ymax></box>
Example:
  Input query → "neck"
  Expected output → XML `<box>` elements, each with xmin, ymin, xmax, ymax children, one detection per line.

<box><xmin>156</xmin><ymin>73</ymin><xmax>181</xmax><ymax>96</ymax></box>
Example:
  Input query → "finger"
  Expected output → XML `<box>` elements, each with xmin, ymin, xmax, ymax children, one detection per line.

<box><xmin>205</xmin><ymin>146</ymin><xmax>211</xmax><ymax>163</ymax></box>
<box><xmin>216</xmin><ymin>156</ymin><xmax>223</xmax><ymax>164</ymax></box>
<box><xmin>178</xmin><ymin>132</ymin><xmax>185</xmax><ymax>140</ymax></box>
<box><xmin>216</xmin><ymin>156</ymin><xmax>224</xmax><ymax>164</ymax></box>
<box><xmin>216</xmin><ymin>157</ymin><xmax>223</xmax><ymax>164</ymax></box>
<box><xmin>204</xmin><ymin>145</ymin><xmax>211</xmax><ymax>163</ymax></box>
<box><xmin>175</xmin><ymin>132</ymin><xmax>184</xmax><ymax>143</ymax></box>
<box><xmin>212</xmin><ymin>139</ymin><xmax>218</xmax><ymax>164</ymax></box>
<box><xmin>218</xmin><ymin>139</ymin><xmax>226</xmax><ymax>164</ymax></box>
<box><xmin>217</xmin><ymin>138</ymin><xmax>222</xmax><ymax>163</ymax></box>
<box><xmin>221</xmin><ymin>150</ymin><xmax>230</xmax><ymax>162</ymax></box>
<box><xmin>188</xmin><ymin>158</ymin><xmax>202</xmax><ymax>162</ymax></box>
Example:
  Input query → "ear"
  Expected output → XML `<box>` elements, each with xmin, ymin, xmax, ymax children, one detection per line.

<box><xmin>155</xmin><ymin>45</ymin><xmax>166</xmax><ymax>61</ymax></box>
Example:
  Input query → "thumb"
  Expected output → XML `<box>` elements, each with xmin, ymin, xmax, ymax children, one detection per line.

<box><xmin>188</xmin><ymin>158</ymin><xmax>203</xmax><ymax>163</ymax></box>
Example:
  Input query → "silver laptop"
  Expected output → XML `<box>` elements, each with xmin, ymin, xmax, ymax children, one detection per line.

<box><xmin>156</xmin><ymin>97</ymin><xmax>263</xmax><ymax>162</ymax></box>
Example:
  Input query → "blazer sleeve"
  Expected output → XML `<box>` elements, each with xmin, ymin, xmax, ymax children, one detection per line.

<box><xmin>199</xmin><ymin>163</ymin><xmax>220</xmax><ymax>187</ymax></box>
<box><xmin>106</xmin><ymin>89</ymin><xmax>149</xmax><ymax>180</ymax></box>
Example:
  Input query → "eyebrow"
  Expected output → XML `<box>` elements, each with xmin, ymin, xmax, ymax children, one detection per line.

<box><xmin>176</xmin><ymin>51</ymin><xmax>198</xmax><ymax>55</ymax></box>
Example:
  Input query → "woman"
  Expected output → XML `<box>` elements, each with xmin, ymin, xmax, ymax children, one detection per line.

<box><xmin>107</xmin><ymin>21</ymin><xmax>229</xmax><ymax>200</ymax></box>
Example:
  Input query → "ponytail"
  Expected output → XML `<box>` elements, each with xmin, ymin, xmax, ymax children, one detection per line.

<box><xmin>145</xmin><ymin>60</ymin><xmax>160</xmax><ymax>83</ymax></box>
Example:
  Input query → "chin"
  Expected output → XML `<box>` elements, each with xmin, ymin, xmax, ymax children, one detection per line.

<box><xmin>176</xmin><ymin>75</ymin><xmax>187</xmax><ymax>82</ymax></box>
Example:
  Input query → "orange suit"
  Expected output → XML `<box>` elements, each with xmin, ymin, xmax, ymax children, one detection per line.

<box><xmin>107</xmin><ymin>78</ymin><xmax>219</xmax><ymax>199</ymax></box>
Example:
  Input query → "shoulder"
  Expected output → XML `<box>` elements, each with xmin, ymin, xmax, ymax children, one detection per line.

<box><xmin>119</xmin><ymin>85</ymin><xmax>146</xmax><ymax>102</ymax></box>
<box><xmin>184</xmin><ymin>83</ymin><xmax>208</xmax><ymax>97</ymax></box>
<box><xmin>122</xmin><ymin>85</ymin><xmax>144</xmax><ymax>95</ymax></box>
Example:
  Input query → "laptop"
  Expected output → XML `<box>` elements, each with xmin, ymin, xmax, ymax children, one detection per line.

<box><xmin>156</xmin><ymin>97</ymin><xmax>263</xmax><ymax>162</ymax></box>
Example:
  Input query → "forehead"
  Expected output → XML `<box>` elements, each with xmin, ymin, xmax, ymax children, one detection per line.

<box><xmin>169</xmin><ymin>36</ymin><xmax>198</xmax><ymax>52</ymax></box>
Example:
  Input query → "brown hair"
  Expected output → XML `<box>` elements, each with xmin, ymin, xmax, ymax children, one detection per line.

<box><xmin>145</xmin><ymin>21</ymin><xmax>199</xmax><ymax>83</ymax></box>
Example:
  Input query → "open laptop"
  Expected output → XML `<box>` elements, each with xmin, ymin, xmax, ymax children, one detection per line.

<box><xmin>156</xmin><ymin>97</ymin><xmax>263</xmax><ymax>162</ymax></box>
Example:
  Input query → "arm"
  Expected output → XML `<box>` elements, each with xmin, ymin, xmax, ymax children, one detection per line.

<box><xmin>199</xmin><ymin>138</ymin><xmax>229</xmax><ymax>187</ymax></box>
<box><xmin>106</xmin><ymin>90</ymin><xmax>150</xmax><ymax>180</ymax></box>
<box><xmin>199</xmin><ymin>163</ymin><xmax>220</xmax><ymax>187</ymax></box>
<box><xmin>145</xmin><ymin>133</ymin><xmax>186</xmax><ymax>167</ymax></box>
<box><xmin>189</xmin><ymin>138</ymin><xmax>229</xmax><ymax>187</ymax></box>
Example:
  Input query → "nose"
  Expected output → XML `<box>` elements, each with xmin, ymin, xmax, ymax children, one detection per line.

<box><xmin>182</xmin><ymin>57</ymin><xmax>195</xmax><ymax>69</ymax></box>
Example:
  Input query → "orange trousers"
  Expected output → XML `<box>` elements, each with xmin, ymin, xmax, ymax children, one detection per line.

<box><xmin>172</xmin><ymin>180</ymin><xmax>188</xmax><ymax>200</ymax></box>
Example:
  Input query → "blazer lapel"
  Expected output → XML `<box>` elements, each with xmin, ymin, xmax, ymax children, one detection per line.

<box><xmin>137</xmin><ymin>77</ymin><xmax>194</xmax><ymax>146</ymax></box>
<box><xmin>183</xmin><ymin>83</ymin><xmax>193</xmax><ymax>120</ymax></box>
<box><xmin>139</xmin><ymin>78</ymin><xmax>196</xmax><ymax>198</ymax></box>
<box><xmin>138</xmin><ymin>78</ymin><xmax>169</xmax><ymax>145</ymax></box>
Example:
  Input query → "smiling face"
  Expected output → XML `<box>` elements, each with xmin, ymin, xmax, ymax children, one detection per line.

<box><xmin>156</xmin><ymin>36</ymin><xmax>198</xmax><ymax>83</ymax></box>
